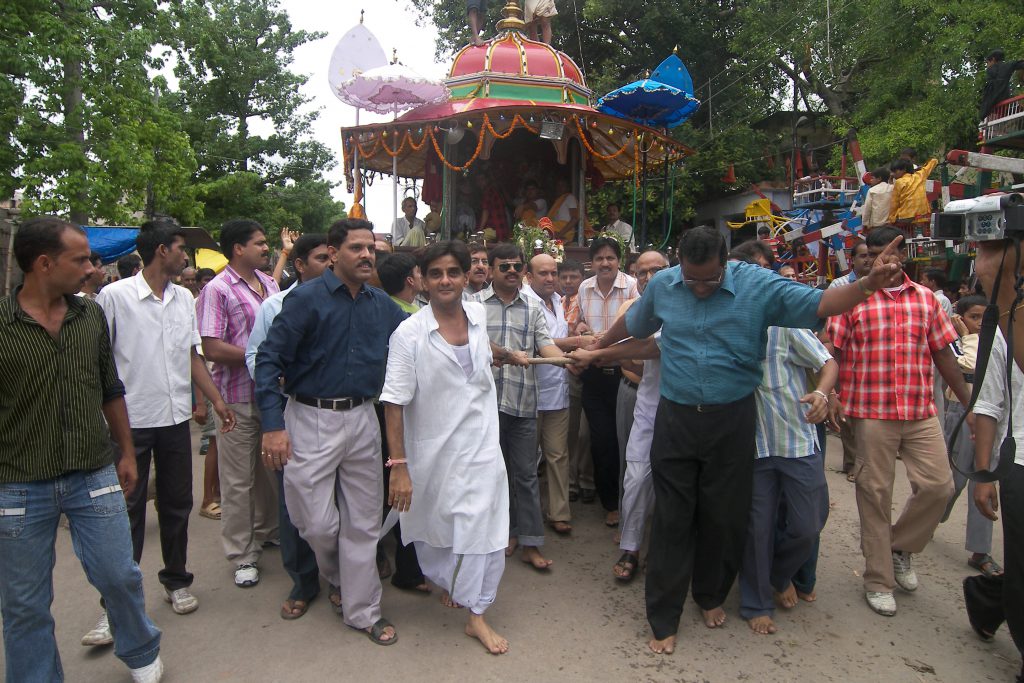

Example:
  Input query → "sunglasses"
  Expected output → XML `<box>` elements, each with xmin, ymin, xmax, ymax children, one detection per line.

<box><xmin>497</xmin><ymin>262</ymin><xmax>524</xmax><ymax>273</ymax></box>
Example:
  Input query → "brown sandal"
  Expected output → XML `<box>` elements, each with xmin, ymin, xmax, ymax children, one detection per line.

<box><xmin>280</xmin><ymin>598</ymin><xmax>310</xmax><ymax>620</ymax></box>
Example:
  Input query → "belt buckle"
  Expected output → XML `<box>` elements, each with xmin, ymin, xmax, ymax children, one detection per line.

<box><xmin>697</xmin><ymin>404</ymin><xmax>705</xmax><ymax>413</ymax></box>
<box><xmin>332</xmin><ymin>398</ymin><xmax>352</xmax><ymax>411</ymax></box>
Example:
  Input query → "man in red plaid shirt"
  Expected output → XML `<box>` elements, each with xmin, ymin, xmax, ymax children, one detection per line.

<box><xmin>828</xmin><ymin>225</ymin><xmax>971</xmax><ymax>617</ymax></box>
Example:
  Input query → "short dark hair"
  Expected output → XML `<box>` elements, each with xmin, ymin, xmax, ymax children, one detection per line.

<box><xmin>899</xmin><ymin>147</ymin><xmax>917</xmax><ymax>160</ymax></box>
<box><xmin>678</xmin><ymin>226</ymin><xmax>727</xmax><ymax>266</ymax></box>
<box><xmin>419</xmin><ymin>240</ymin><xmax>471</xmax><ymax>275</ymax></box>
<box><xmin>488</xmin><ymin>242</ymin><xmax>524</xmax><ymax>265</ymax></box>
<box><xmin>850</xmin><ymin>240</ymin><xmax>869</xmax><ymax>257</ymax></box>
<box><xmin>730</xmin><ymin>239</ymin><xmax>774</xmax><ymax>267</ymax></box>
<box><xmin>219</xmin><ymin>219</ymin><xmax>264</xmax><ymax>259</ymax></box>
<box><xmin>327</xmin><ymin>218</ymin><xmax>374</xmax><ymax>249</ymax></box>
<box><xmin>116</xmin><ymin>253</ymin><xmax>142</xmax><ymax>279</ymax></box>
<box><xmin>956</xmin><ymin>295</ymin><xmax>987</xmax><ymax>315</ymax></box>
<box><xmin>468</xmin><ymin>241</ymin><xmax>488</xmax><ymax>256</ymax></box>
<box><xmin>90</xmin><ymin>251</ymin><xmax>104</xmax><ymax>267</ymax></box>
<box><xmin>291</xmin><ymin>233</ymin><xmax>327</xmax><ymax>266</ymax></box>
<box><xmin>866</xmin><ymin>225</ymin><xmax>906</xmax><ymax>249</ymax></box>
<box><xmin>871</xmin><ymin>167</ymin><xmax>890</xmax><ymax>183</ymax></box>
<box><xmin>376</xmin><ymin>252</ymin><xmax>417</xmax><ymax>295</ymax></box>
<box><xmin>923</xmin><ymin>267</ymin><xmax>947</xmax><ymax>289</ymax></box>
<box><xmin>607</xmin><ymin>201</ymin><xmax>620</xmax><ymax>212</ymax></box>
<box><xmin>558</xmin><ymin>259</ymin><xmax>584</xmax><ymax>275</ymax></box>
<box><xmin>756</xmin><ymin>225</ymin><xmax>771</xmax><ymax>237</ymax></box>
<box><xmin>196</xmin><ymin>267</ymin><xmax>216</xmax><ymax>282</ymax></box>
<box><xmin>14</xmin><ymin>216</ymin><xmax>84</xmax><ymax>273</ymax></box>
<box><xmin>136</xmin><ymin>219</ymin><xmax>186</xmax><ymax>266</ymax></box>
<box><xmin>890</xmin><ymin>158</ymin><xmax>915</xmax><ymax>174</ymax></box>
<box><xmin>987</xmin><ymin>49</ymin><xmax>1005</xmax><ymax>62</ymax></box>
<box><xmin>589</xmin><ymin>235</ymin><xmax>622</xmax><ymax>261</ymax></box>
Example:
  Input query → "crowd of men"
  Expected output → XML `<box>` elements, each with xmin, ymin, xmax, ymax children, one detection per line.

<box><xmin>0</xmin><ymin>213</ymin><xmax>1021</xmax><ymax>683</ymax></box>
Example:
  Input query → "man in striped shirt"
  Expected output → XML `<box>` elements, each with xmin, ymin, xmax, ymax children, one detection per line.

<box><xmin>0</xmin><ymin>217</ymin><xmax>163</xmax><ymax>682</ymax></box>
<box><xmin>196</xmin><ymin>220</ymin><xmax>280</xmax><ymax>588</ymax></box>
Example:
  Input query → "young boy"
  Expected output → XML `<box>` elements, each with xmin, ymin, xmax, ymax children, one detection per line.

<box><xmin>942</xmin><ymin>295</ymin><xmax>1002</xmax><ymax>576</ymax></box>
<box><xmin>888</xmin><ymin>157</ymin><xmax>938</xmax><ymax>234</ymax></box>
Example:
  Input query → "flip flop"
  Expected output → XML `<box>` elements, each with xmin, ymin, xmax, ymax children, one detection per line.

<box><xmin>967</xmin><ymin>554</ymin><xmax>1004</xmax><ymax>578</ymax></box>
<box><xmin>199</xmin><ymin>502</ymin><xmax>222</xmax><ymax>520</ymax></box>
<box><xmin>280</xmin><ymin>598</ymin><xmax>311</xmax><ymax>620</ymax></box>
<box><xmin>329</xmin><ymin>584</ymin><xmax>343</xmax><ymax>615</ymax></box>
<box><xmin>353</xmin><ymin>618</ymin><xmax>398</xmax><ymax>646</ymax></box>
<box><xmin>550</xmin><ymin>521</ymin><xmax>572</xmax><ymax>535</ymax></box>
<box><xmin>613</xmin><ymin>552</ymin><xmax>639</xmax><ymax>582</ymax></box>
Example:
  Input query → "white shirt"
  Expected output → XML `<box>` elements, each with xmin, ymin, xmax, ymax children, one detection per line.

<box><xmin>391</xmin><ymin>216</ymin><xmax>425</xmax><ymax>245</ymax></box>
<box><xmin>552</xmin><ymin>193</ymin><xmax>578</xmax><ymax>222</ymax></box>
<box><xmin>973</xmin><ymin>330</ymin><xmax>1024</xmax><ymax>468</ymax></box>
<box><xmin>934</xmin><ymin>289</ymin><xmax>953</xmax><ymax>318</ymax></box>
<box><xmin>96</xmin><ymin>273</ymin><xmax>202</xmax><ymax>428</ymax></box>
<box><xmin>523</xmin><ymin>285</ymin><xmax>569</xmax><ymax>411</ymax></box>
<box><xmin>861</xmin><ymin>182</ymin><xmax>893</xmax><ymax>229</ymax></box>
<box><xmin>379</xmin><ymin>302</ymin><xmax>510</xmax><ymax>554</ymax></box>
<box><xmin>606</xmin><ymin>219</ymin><xmax>635</xmax><ymax>252</ymax></box>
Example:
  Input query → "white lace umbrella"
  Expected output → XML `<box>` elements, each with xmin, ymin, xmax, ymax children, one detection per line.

<box><xmin>339</xmin><ymin>63</ymin><xmax>448</xmax><ymax>229</ymax></box>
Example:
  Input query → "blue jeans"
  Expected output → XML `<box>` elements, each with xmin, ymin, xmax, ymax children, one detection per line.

<box><xmin>0</xmin><ymin>464</ymin><xmax>161</xmax><ymax>682</ymax></box>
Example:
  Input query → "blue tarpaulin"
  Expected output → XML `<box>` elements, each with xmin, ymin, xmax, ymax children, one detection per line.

<box><xmin>84</xmin><ymin>226</ymin><xmax>140</xmax><ymax>264</ymax></box>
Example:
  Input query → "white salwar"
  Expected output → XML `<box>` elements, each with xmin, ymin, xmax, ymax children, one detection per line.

<box><xmin>380</xmin><ymin>301</ymin><xmax>510</xmax><ymax>614</ymax></box>
<box><xmin>619</xmin><ymin>333</ymin><xmax>661</xmax><ymax>553</ymax></box>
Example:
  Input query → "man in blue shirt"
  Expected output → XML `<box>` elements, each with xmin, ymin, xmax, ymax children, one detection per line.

<box><xmin>596</xmin><ymin>226</ymin><xmax>903</xmax><ymax>655</ymax></box>
<box><xmin>256</xmin><ymin>219</ymin><xmax>406</xmax><ymax>646</ymax></box>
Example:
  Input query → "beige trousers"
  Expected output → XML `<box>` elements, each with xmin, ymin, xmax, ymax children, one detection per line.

<box><xmin>216</xmin><ymin>402</ymin><xmax>278</xmax><ymax>566</ymax></box>
<box><xmin>538</xmin><ymin>408</ymin><xmax>571</xmax><ymax>523</ymax></box>
<box><xmin>851</xmin><ymin>416</ymin><xmax>953</xmax><ymax>592</ymax></box>
<box><xmin>283</xmin><ymin>401</ymin><xmax>383</xmax><ymax>629</ymax></box>
<box><xmin>568</xmin><ymin>376</ymin><xmax>594</xmax><ymax>492</ymax></box>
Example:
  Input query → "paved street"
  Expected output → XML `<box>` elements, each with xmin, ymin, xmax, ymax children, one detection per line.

<box><xmin>5</xmin><ymin>432</ymin><xmax>1019</xmax><ymax>682</ymax></box>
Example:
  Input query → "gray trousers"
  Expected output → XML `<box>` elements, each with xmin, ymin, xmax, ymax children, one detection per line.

<box><xmin>568</xmin><ymin>375</ymin><xmax>594</xmax><ymax>492</ymax></box>
<box><xmin>943</xmin><ymin>402</ymin><xmax>996</xmax><ymax>555</ymax></box>
<box><xmin>616</xmin><ymin>380</ymin><xmax>638</xmax><ymax>509</ymax></box>
<box><xmin>619</xmin><ymin>460</ymin><xmax>654</xmax><ymax>552</ymax></box>
<box><xmin>739</xmin><ymin>452</ymin><xmax>829</xmax><ymax>619</ymax></box>
<box><xmin>283</xmin><ymin>401</ymin><xmax>383</xmax><ymax>629</ymax></box>
<box><xmin>216</xmin><ymin>402</ymin><xmax>278</xmax><ymax>566</ymax></box>
<box><xmin>499</xmin><ymin>412</ymin><xmax>544</xmax><ymax>547</ymax></box>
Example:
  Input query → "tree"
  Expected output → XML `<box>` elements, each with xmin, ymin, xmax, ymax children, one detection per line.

<box><xmin>1</xmin><ymin>0</ymin><xmax>199</xmax><ymax>224</ymax></box>
<box><xmin>195</xmin><ymin>173</ymin><xmax>346</xmax><ymax>234</ymax></box>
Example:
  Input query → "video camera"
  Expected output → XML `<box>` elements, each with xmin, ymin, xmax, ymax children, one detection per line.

<box><xmin>932</xmin><ymin>192</ymin><xmax>1024</xmax><ymax>241</ymax></box>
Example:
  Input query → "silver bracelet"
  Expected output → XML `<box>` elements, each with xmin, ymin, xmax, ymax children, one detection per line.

<box><xmin>813</xmin><ymin>390</ymin><xmax>829</xmax><ymax>402</ymax></box>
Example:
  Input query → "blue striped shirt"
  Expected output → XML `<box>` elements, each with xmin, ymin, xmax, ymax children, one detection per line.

<box><xmin>625</xmin><ymin>261</ymin><xmax>824</xmax><ymax>405</ymax></box>
<box><xmin>755</xmin><ymin>327</ymin><xmax>832</xmax><ymax>459</ymax></box>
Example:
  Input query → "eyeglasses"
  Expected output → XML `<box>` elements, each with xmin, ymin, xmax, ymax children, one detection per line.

<box><xmin>497</xmin><ymin>262</ymin><xmax>524</xmax><ymax>273</ymax></box>
<box><xmin>682</xmin><ymin>273</ymin><xmax>724</xmax><ymax>287</ymax></box>
<box><xmin>471</xmin><ymin>257</ymin><xmax>489</xmax><ymax>266</ymax></box>
<box><xmin>637</xmin><ymin>266</ymin><xmax>665</xmax><ymax>279</ymax></box>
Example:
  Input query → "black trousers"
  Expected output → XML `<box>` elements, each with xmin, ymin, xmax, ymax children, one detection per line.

<box><xmin>645</xmin><ymin>394</ymin><xmax>757</xmax><ymax>639</ymax></box>
<box><xmin>580</xmin><ymin>366</ymin><xmax>622</xmax><ymax>511</ymax></box>
<box><xmin>125</xmin><ymin>422</ymin><xmax>194</xmax><ymax>590</ymax></box>
<box><xmin>963</xmin><ymin>462</ymin><xmax>1024</xmax><ymax>668</ymax></box>
<box><xmin>375</xmin><ymin>403</ymin><xmax>425</xmax><ymax>589</ymax></box>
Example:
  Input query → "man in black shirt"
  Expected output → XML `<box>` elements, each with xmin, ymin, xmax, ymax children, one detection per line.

<box><xmin>981</xmin><ymin>49</ymin><xmax>1024</xmax><ymax>120</ymax></box>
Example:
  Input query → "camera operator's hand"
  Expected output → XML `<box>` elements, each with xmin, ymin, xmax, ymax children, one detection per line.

<box><xmin>974</xmin><ymin>481</ymin><xmax>999</xmax><ymax>521</ymax></box>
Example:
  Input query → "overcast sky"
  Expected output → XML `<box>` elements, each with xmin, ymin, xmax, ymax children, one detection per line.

<box><xmin>282</xmin><ymin>1</ymin><xmax>450</xmax><ymax>233</ymax></box>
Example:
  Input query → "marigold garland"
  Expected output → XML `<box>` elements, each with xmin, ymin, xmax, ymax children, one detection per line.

<box><xmin>572</xmin><ymin>117</ymin><xmax>632</xmax><ymax>162</ymax></box>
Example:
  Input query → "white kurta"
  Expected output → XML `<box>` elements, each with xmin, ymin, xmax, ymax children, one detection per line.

<box><xmin>379</xmin><ymin>301</ymin><xmax>510</xmax><ymax>555</ymax></box>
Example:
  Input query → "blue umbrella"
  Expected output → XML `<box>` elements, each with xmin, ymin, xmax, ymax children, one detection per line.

<box><xmin>596</xmin><ymin>53</ymin><xmax>700</xmax><ymax>129</ymax></box>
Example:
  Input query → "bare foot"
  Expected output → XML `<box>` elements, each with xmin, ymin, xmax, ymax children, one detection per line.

<box><xmin>465</xmin><ymin>613</ymin><xmax>509</xmax><ymax>654</ymax></box>
<box><xmin>505</xmin><ymin>537</ymin><xmax>518</xmax><ymax>557</ymax></box>
<box><xmin>413</xmin><ymin>582</ymin><xmax>432</xmax><ymax>594</ymax></box>
<box><xmin>440</xmin><ymin>591</ymin><xmax>463</xmax><ymax>608</ymax></box>
<box><xmin>521</xmin><ymin>545</ymin><xmax>553</xmax><ymax>570</ymax></box>
<box><xmin>605</xmin><ymin>510</ymin><xmax>620</xmax><ymax>527</ymax></box>
<box><xmin>797</xmin><ymin>589</ymin><xmax>817</xmax><ymax>603</ymax></box>
<box><xmin>648</xmin><ymin>634</ymin><xmax>676</xmax><ymax>654</ymax></box>
<box><xmin>747</xmin><ymin>615</ymin><xmax>777</xmax><ymax>635</ymax></box>
<box><xmin>702</xmin><ymin>606</ymin><xmax>726</xmax><ymax>628</ymax></box>
<box><xmin>774</xmin><ymin>583</ymin><xmax>798</xmax><ymax>609</ymax></box>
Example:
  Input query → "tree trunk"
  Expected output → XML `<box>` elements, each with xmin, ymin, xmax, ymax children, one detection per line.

<box><xmin>62</xmin><ymin>54</ymin><xmax>88</xmax><ymax>225</ymax></box>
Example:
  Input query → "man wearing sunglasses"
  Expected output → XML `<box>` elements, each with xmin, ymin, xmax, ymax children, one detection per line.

<box><xmin>474</xmin><ymin>243</ymin><xmax>566</xmax><ymax>572</ymax></box>
<box><xmin>594</xmin><ymin>225</ymin><xmax>906</xmax><ymax>656</ymax></box>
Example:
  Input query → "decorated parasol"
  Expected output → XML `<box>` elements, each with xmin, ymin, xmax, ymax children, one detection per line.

<box><xmin>596</xmin><ymin>52</ymin><xmax>700</xmax><ymax>129</ymax></box>
<box><xmin>339</xmin><ymin>62</ymin><xmax>448</xmax><ymax>231</ymax></box>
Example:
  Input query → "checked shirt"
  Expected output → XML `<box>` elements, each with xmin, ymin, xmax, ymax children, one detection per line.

<box><xmin>827</xmin><ymin>275</ymin><xmax>957</xmax><ymax>421</ymax></box>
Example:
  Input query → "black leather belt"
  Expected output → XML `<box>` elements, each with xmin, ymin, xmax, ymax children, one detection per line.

<box><xmin>622</xmin><ymin>378</ymin><xmax>639</xmax><ymax>391</ymax></box>
<box><xmin>963</xmin><ymin>373</ymin><xmax>975</xmax><ymax>384</ymax></box>
<box><xmin>295</xmin><ymin>395</ymin><xmax>367</xmax><ymax>411</ymax></box>
<box><xmin>600</xmin><ymin>367</ymin><xmax>619</xmax><ymax>376</ymax></box>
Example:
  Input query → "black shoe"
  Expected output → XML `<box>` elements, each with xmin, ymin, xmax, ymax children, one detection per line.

<box><xmin>568</xmin><ymin>490</ymin><xmax>579</xmax><ymax>503</ymax></box>
<box><xmin>580</xmin><ymin>488</ymin><xmax>596</xmax><ymax>504</ymax></box>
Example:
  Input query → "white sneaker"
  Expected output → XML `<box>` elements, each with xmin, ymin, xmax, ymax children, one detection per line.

<box><xmin>164</xmin><ymin>587</ymin><xmax>199</xmax><ymax>614</ymax></box>
<box><xmin>234</xmin><ymin>563</ymin><xmax>259</xmax><ymax>587</ymax></box>
<box><xmin>130</xmin><ymin>655</ymin><xmax>164</xmax><ymax>683</ymax></box>
<box><xmin>892</xmin><ymin>551</ymin><xmax>919</xmax><ymax>591</ymax></box>
<box><xmin>81</xmin><ymin>611</ymin><xmax>113</xmax><ymax>646</ymax></box>
<box><xmin>865</xmin><ymin>591</ymin><xmax>897</xmax><ymax>616</ymax></box>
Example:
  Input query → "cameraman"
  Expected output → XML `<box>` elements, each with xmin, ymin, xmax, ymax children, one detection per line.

<box><xmin>969</xmin><ymin>240</ymin><xmax>1024</xmax><ymax>682</ymax></box>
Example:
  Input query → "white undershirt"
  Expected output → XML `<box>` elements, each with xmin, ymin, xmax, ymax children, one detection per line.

<box><xmin>451</xmin><ymin>343</ymin><xmax>473</xmax><ymax>378</ymax></box>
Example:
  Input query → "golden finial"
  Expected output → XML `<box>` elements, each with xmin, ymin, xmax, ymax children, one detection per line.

<box><xmin>496</xmin><ymin>1</ymin><xmax>526</xmax><ymax>32</ymax></box>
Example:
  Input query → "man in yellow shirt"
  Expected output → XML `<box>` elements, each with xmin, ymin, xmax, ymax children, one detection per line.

<box><xmin>888</xmin><ymin>157</ymin><xmax>938</xmax><ymax>232</ymax></box>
